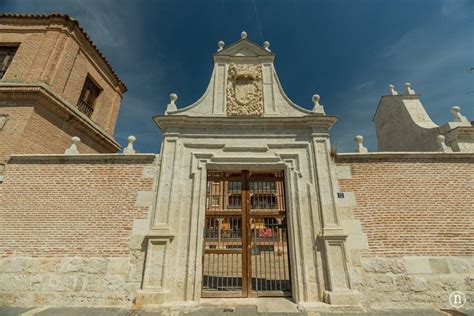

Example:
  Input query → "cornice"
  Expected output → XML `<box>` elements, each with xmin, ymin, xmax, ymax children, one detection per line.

<box><xmin>336</xmin><ymin>151</ymin><xmax>474</xmax><ymax>162</ymax></box>
<box><xmin>0</xmin><ymin>82</ymin><xmax>120</xmax><ymax>151</ymax></box>
<box><xmin>8</xmin><ymin>153</ymin><xmax>157</xmax><ymax>164</ymax></box>
<box><xmin>0</xmin><ymin>13</ymin><xmax>127</xmax><ymax>92</ymax></box>
<box><xmin>153</xmin><ymin>115</ymin><xmax>337</xmax><ymax>132</ymax></box>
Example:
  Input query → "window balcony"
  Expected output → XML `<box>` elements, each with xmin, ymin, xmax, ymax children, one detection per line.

<box><xmin>77</xmin><ymin>98</ymin><xmax>94</xmax><ymax>118</ymax></box>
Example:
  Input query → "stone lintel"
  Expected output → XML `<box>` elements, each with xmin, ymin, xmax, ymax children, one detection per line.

<box><xmin>222</xmin><ymin>146</ymin><xmax>268</xmax><ymax>152</ymax></box>
<box><xmin>210</xmin><ymin>156</ymin><xmax>281</xmax><ymax>163</ymax></box>
<box><xmin>206</xmin><ymin>161</ymin><xmax>288</xmax><ymax>172</ymax></box>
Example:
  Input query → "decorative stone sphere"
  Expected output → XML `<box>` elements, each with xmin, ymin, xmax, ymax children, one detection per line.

<box><xmin>170</xmin><ymin>93</ymin><xmax>178</xmax><ymax>102</ymax></box>
<box><xmin>128</xmin><ymin>135</ymin><xmax>136</xmax><ymax>143</ymax></box>
<box><xmin>404</xmin><ymin>82</ymin><xmax>411</xmax><ymax>87</ymax></box>
<box><xmin>218</xmin><ymin>41</ymin><xmax>225</xmax><ymax>50</ymax></box>
<box><xmin>354</xmin><ymin>135</ymin><xmax>364</xmax><ymax>144</ymax></box>
<box><xmin>389</xmin><ymin>84</ymin><xmax>395</xmax><ymax>88</ymax></box>
<box><xmin>451</xmin><ymin>106</ymin><xmax>460</xmax><ymax>114</ymax></box>
<box><xmin>312</xmin><ymin>94</ymin><xmax>320</xmax><ymax>103</ymax></box>
<box><xmin>71</xmin><ymin>136</ymin><xmax>80</xmax><ymax>144</ymax></box>
<box><xmin>263</xmin><ymin>41</ymin><xmax>270</xmax><ymax>49</ymax></box>
<box><xmin>241</xmin><ymin>31</ymin><xmax>248</xmax><ymax>40</ymax></box>
<box><xmin>436</xmin><ymin>135</ymin><xmax>445</xmax><ymax>144</ymax></box>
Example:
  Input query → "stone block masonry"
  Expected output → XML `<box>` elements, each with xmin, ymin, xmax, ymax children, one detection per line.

<box><xmin>0</xmin><ymin>154</ymin><xmax>159</xmax><ymax>307</ymax></box>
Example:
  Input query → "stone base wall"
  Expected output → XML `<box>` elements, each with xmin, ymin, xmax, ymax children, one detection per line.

<box><xmin>353</xmin><ymin>256</ymin><xmax>473</xmax><ymax>309</ymax></box>
<box><xmin>0</xmin><ymin>256</ymin><xmax>143</xmax><ymax>307</ymax></box>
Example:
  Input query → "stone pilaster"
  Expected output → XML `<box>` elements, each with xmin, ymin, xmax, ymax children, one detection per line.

<box><xmin>312</xmin><ymin>133</ymin><xmax>361</xmax><ymax>305</ymax></box>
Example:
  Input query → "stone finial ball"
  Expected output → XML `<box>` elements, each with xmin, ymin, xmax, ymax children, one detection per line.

<box><xmin>404</xmin><ymin>82</ymin><xmax>411</xmax><ymax>87</ymax></box>
<box><xmin>128</xmin><ymin>135</ymin><xmax>136</xmax><ymax>143</ymax></box>
<box><xmin>241</xmin><ymin>31</ymin><xmax>248</xmax><ymax>39</ymax></box>
<box><xmin>389</xmin><ymin>84</ymin><xmax>394</xmax><ymax>88</ymax></box>
<box><xmin>451</xmin><ymin>106</ymin><xmax>460</xmax><ymax>113</ymax></box>
<box><xmin>218</xmin><ymin>40</ymin><xmax>225</xmax><ymax>49</ymax></box>
<box><xmin>263</xmin><ymin>41</ymin><xmax>270</xmax><ymax>49</ymax></box>
<box><xmin>312</xmin><ymin>94</ymin><xmax>320</xmax><ymax>103</ymax></box>
<box><xmin>436</xmin><ymin>135</ymin><xmax>445</xmax><ymax>144</ymax></box>
<box><xmin>71</xmin><ymin>136</ymin><xmax>81</xmax><ymax>143</ymax></box>
<box><xmin>354</xmin><ymin>135</ymin><xmax>364</xmax><ymax>143</ymax></box>
<box><xmin>170</xmin><ymin>93</ymin><xmax>178</xmax><ymax>102</ymax></box>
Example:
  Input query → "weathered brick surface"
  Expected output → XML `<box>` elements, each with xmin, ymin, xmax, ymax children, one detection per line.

<box><xmin>338</xmin><ymin>158</ymin><xmax>474</xmax><ymax>257</ymax></box>
<box><xmin>19</xmin><ymin>106</ymin><xmax>110</xmax><ymax>155</ymax></box>
<box><xmin>0</xmin><ymin>159</ymin><xmax>155</xmax><ymax>257</ymax></box>
<box><xmin>0</xmin><ymin>107</ymin><xmax>33</xmax><ymax>162</ymax></box>
<box><xmin>0</xmin><ymin>105</ymin><xmax>114</xmax><ymax>163</ymax></box>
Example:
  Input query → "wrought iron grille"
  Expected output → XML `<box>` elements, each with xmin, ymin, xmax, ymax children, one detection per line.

<box><xmin>77</xmin><ymin>99</ymin><xmax>94</xmax><ymax>118</ymax></box>
<box><xmin>202</xmin><ymin>171</ymin><xmax>291</xmax><ymax>297</ymax></box>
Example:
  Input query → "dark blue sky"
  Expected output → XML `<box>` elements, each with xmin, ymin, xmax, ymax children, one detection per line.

<box><xmin>2</xmin><ymin>0</ymin><xmax>473</xmax><ymax>153</ymax></box>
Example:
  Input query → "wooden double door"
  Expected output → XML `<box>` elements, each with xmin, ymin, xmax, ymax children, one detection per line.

<box><xmin>202</xmin><ymin>170</ymin><xmax>291</xmax><ymax>297</ymax></box>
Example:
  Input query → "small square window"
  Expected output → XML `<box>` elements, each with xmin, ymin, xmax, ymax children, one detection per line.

<box><xmin>212</xmin><ymin>196</ymin><xmax>219</xmax><ymax>207</ymax></box>
<box><xmin>77</xmin><ymin>76</ymin><xmax>101</xmax><ymax>118</ymax></box>
<box><xmin>0</xmin><ymin>46</ymin><xmax>18</xmax><ymax>79</ymax></box>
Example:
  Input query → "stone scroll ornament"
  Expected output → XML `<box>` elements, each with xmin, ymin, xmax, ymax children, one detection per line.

<box><xmin>226</xmin><ymin>64</ymin><xmax>264</xmax><ymax>116</ymax></box>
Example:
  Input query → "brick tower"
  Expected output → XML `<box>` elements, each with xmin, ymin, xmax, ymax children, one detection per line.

<box><xmin>0</xmin><ymin>13</ymin><xmax>127</xmax><ymax>167</ymax></box>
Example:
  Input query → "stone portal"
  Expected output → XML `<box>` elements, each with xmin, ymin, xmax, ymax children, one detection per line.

<box><xmin>137</xmin><ymin>32</ymin><xmax>360</xmax><ymax>307</ymax></box>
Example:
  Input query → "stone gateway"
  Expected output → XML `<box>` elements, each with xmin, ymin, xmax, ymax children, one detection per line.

<box><xmin>0</xmin><ymin>15</ymin><xmax>472</xmax><ymax>312</ymax></box>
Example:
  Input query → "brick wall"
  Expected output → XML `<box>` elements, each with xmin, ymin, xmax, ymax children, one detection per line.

<box><xmin>0</xmin><ymin>156</ymin><xmax>156</xmax><ymax>257</ymax></box>
<box><xmin>0</xmin><ymin>105</ymin><xmax>115</xmax><ymax>163</ymax></box>
<box><xmin>337</xmin><ymin>157</ymin><xmax>474</xmax><ymax>257</ymax></box>
<box><xmin>0</xmin><ymin>106</ymin><xmax>33</xmax><ymax>162</ymax></box>
<box><xmin>20</xmin><ymin>105</ymin><xmax>112</xmax><ymax>155</ymax></box>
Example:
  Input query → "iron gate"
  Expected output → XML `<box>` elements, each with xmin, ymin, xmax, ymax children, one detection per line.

<box><xmin>202</xmin><ymin>171</ymin><xmax>291</xmax><ymax>297</ymax></box>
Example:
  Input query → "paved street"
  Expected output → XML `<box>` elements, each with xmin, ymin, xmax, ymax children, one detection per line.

<box><xmin>0</xmin><ymin>306</ymin><xmax>473</xmax><ymax>316</ymax></box>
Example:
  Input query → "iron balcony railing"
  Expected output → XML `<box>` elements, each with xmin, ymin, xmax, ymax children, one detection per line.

<box><xmin>77</xmin><ymin>99</ymin><xmax>94</xmax><ymax>118</ymax></box>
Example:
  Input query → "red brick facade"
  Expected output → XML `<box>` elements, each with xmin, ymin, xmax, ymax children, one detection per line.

<box><xmin>0</xmin><ymin>156</ymin><xmax>155</xmax><ymax>257</ymax></box>
<box><xmin>0</xmin><ymin>14</ymin><xmax>126</xmax><ymax>134</ymax></box>
<box><xmin>337</xmin><ymin>156</ymin><xmax>474</xmax><ymax>257</ymax></box>
<box><xmin>0</xmin><ymin>14</ymin><xmax>126</xmax><ymax>163</ymax></box>
<box><xmin>0</xmin><ymin>105</ymin><xmax>110</xmax><ymax>162</ymax></box>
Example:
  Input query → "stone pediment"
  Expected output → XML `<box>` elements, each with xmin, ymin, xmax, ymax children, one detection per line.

<box><xmin>214</xmin><ymin>39</ymin><xmax>274</xmax><ymax>59</ymax></box>
<box><xmin>161</xmin><ymin>32</ymin><xmax>327</xmax><ymax>120</ymax></box>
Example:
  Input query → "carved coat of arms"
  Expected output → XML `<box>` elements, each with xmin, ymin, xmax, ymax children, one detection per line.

<box><xmin>226</xmin><ymin>64</ymin><xmax>264</xmax><ymax>116</ymax></box>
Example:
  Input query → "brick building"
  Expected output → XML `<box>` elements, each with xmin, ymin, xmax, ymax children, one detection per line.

<box><xmin>0</xmin><ymin>13</ymin><xmax>126</xmax><ymax>167</ymax></box>
<box><xmin>0</xmin><ymin>15</ymin><xmax>472</xmax><ymax>312</ymax></box>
